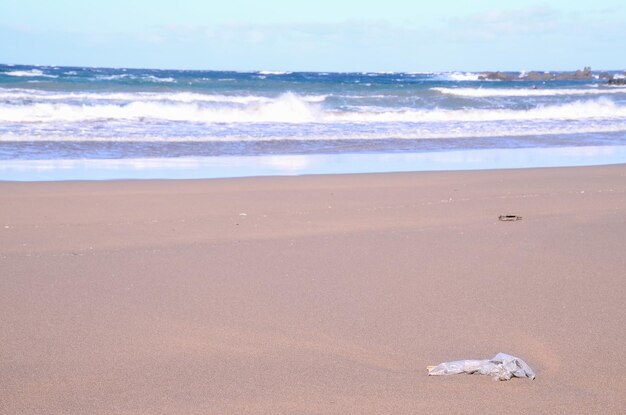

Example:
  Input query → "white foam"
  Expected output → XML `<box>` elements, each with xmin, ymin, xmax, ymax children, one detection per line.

<box><xmin>333</xmin><ymin>99</ymin><xmax>626</xmax><ymax>122</ymax></box>
<box><xmin>4</xmin><ymin>69</ymin><xmax>58</xmax><ymax>78</ymax></box>
<box><xmin>436</xmin><ymin>72</ymin><xmax>481</xmax><ymax>82</ymax></box>
<box><xmin>301</xmin><ymin>95</ymin><xmax>328</xmax><ymax>103</ymax></box>
<box><xmin>258</xmin><ymin>71</ymin><xmax>292</xmax><ymax>75</ymax></box>
<box><xmin>95</xmin><ymin>74</ymin><xmax>132</xmax><ymax>81</ymax></box>
<box><xmin>0</xmin><ymin>92</ymin><xmax>321</xmax><ymax>123</ymax></box>
<box><xmin>2</xmin><ymin>123</ymin><xmax>625</xmax><ymax>143</ymax></box>
<box><xmin>0</xmin><ymin>88</ymin><xmax>327</xmax><ymax>105</ymax></box>
<box><xmin>93</xmin><ymin>74</ymin><xmax>176</xmax><ymax>82</ymax></box>
<box><xmin>432</xmin><ymin>87</ymin><xmax>626</xmax><ymax>97</ymax></box>
<box><xmin>363</xmin><ymin>71</ymin><xmax>396</xmax><ymax>76</ymax></box>
<box><xmin>143</xmin><ymin>75</ymin><xmax>176</xmax><ymax>83</ymax></box>
<box><xmin>1</xmin><ymin>93</ymin><xmax>625</xmax><ymax>124</ymax></box>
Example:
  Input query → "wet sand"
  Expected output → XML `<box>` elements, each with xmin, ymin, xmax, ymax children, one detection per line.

<box><xmin>1</xmin><ymin>165</ymin><xmax>625</xmax><ymax>414</ymax></box>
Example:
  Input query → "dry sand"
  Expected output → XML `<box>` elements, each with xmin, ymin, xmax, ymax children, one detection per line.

<box><xmin>1</xmin><ymin>165</ymin><xmax>625</xmax><ymax>414</ymax></box>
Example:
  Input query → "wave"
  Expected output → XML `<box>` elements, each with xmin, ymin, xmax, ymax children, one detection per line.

<box><xmin>96</xmin><ymin>74</ymin><xmax>127</xmax><ymax>80</ymax></box>
<box><xmin>0</xmin><ymin>92</ymin><xmax>321</xmax><ymax>123</ymax></box>
<box><xmin>434</xmin><ymin>72</ymin><xmax>481</xmax><ymax>82</ymax></box>
<box><xmin>1</xmin><ymin>94</ymin><xmax>625</xmax><ymax>124</ymax></box>
<box><xmin>258</xmin><ymin>71</ymin><xmax>292</xmax><ymax>75</ymax></box>
<box><xmin>144</xmin><ymin>75</ymin><xmax>176</xmax><ymax>83</ymax></box>
<box><xmin>0</xmin><ymin>88</ymin><xmax>328</xmax><ymax>105</ymax></box>
<box><xmin>432</xmin><ymin>87</ymin><xmax>626</xmax><ymax>97</ymax></box>
<box><xmin>3</xmin><ymin>124</ymin><xmax>626</xmax><ymax>143</ymax></box>
<box><xmin>333</xmin><ymin>99</ymin><xmax>626</xmax><ymax>122</ymax></box>
<box><xmin>93</xmin><ymin>74</ymin><xmax>176</xmax><ymax>83</ymax></box>
<box><xmin>4</xmin><ymin>69</ymin><xmax>58</xmax><ymax>78</ymax></box>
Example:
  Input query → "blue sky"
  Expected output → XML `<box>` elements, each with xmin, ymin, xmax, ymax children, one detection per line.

<box><xmin>1</xmin><ymin>0</ymin><xmax>624</xmax><ymax>71</ymax></box>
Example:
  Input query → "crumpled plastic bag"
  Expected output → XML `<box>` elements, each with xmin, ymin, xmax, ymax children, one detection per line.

<box><xmin>427</xmin><ymin>352</ymin><xmax>535</xmax><ymax>381</ymax></box>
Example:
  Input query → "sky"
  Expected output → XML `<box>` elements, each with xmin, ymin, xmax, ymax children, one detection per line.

<box><xmin>1</xmin><ymin>0</ymin><xmax>624</xmax><ymax>72</ymax></box>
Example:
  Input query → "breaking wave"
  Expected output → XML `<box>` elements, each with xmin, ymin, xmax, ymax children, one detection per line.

<box><xmin>94</xmin><ymin>74</ymin><xmax>176</xmax><ymax>83</ymax></box>
<box><xmin>4</xmin><ymin>69</ymin><xmax>58</xmax><ymax>78</ymax></box>
<box><xmin>3</xmin><ymin>124</ymin><xmax>626</xmax><ymax>143</ymax></box>
<box><xmin>2</xmin><ymin>93</ymin><xmax>624</xmax><ymax>123</ymax></box>
<box><xmin>0</xmin><ymin>89</ymin><xmax>328</xmax><ymax>105</ymax></box>
<box><xmin>434</xmin><ymin>72</ymin><xmax>481</xmax><ymax>82</ymax></box>
<box><xmin>258</xmin><ymin>71</ymin><xmax>292</xmax><ymax>75</ymax></box>
<box><xmin>0</xmin><ymin>92</ymin><xmax>321</xmax><ymax>123</ymax></box>
<box><xmin>433</xmin><ymin>87</ymin><xmax>626</xmax><ymax>97</ymax></box>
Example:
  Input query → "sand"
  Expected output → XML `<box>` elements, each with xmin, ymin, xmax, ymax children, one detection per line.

<box><xmin>1</xmin><ymin>165</ymin><xmax>625</xmax><ymax>414</ymax></box>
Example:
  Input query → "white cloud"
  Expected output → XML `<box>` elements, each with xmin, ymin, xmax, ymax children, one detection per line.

<box><xmin>2</xmin><ymin>5</ymin><xmax>624</xmax><ymax>71</ymax></box>
<box><xmin>140</xmin><ymin>20</ymin><xmax>422</xmax><ymax>47</ymax></box>
<box><xmin>445</xmin><ymin>5</ymin><xmax>624</xmax><ymax>42</ymax></box>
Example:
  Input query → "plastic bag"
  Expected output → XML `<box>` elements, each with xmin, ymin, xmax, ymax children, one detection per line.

<box><xmin>427</xmin><ymin>352</ymin><xmax>535</xmax><ymax>381</ymax></box>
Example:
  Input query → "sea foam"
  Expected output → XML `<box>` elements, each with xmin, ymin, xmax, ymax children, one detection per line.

<box><xmin>0</xmin><ymin>92</ymin><xmax>323</xmax><ymax>123</ymax></box>
<box><xmin>5</xmin><ymin>69</ymin><xmax>58</xmax><ymax>78</ymax></box>
<box><xmin>1</xmin><ymin>94</ymin><xmax>625</xmax><ymax>124</ymax></box>
<box><xmin>0</xmin><ymin>88</ymin><xmax>328</xmax><ymax>105</ymax></box>
<box><xmin>258</xmin><ymin>71</ymin><xmax>292</xmax><ymax>75</ymax></box>
<box><xmin>432</xmin><ymin>87</ymin><xmax>626</xmax><ymax>97</ymax></box>
<box><xmin>435</xmin><ymin>72</ymin><xmax>481</xmax><ymax>82</ymax></box>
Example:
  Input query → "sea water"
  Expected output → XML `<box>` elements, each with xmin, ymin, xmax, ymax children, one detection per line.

<box><xmin>1</xmin><ymin>64</ymin><xmax>625</xmax><ymax>180</ymax></box>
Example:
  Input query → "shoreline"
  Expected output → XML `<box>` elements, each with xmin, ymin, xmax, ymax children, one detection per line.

<box><xmin>2</xmin><ymin>144</ymin><xmax>626</xmax><ymax>181</ymax></box>
<box><xmin>1</xmin><ymin>165</ymin><xmax>625</xmax><ymax>414</ymax></box>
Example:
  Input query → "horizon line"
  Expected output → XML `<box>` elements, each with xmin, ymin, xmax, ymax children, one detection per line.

<box><xmin>2</xmin><ymin>62</ymin><xmax>625</xmax><ymax>75</ymax></box>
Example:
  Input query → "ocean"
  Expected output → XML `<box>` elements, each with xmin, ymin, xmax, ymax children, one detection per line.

<box><xmin>1</xmin><ymin>64</ymin><xmax>626</xmax><ymax>179</ymax></box>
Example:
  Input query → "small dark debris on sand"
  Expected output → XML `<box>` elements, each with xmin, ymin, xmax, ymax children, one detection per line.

<box><xmin>499</xmin><ymin>215</ymin><xmax>523</xmax><ymax>221</ymax></box>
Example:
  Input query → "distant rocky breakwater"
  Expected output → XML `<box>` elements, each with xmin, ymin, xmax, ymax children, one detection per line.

<box><xmin>607</xmin><ymin>78</ymin><xmax>626</xmax><ymax>85</ymax></box>
<box><xmin>478</xmin><ymin>67</ymin><xmax>626</xmax><ymax>84</ymax></box>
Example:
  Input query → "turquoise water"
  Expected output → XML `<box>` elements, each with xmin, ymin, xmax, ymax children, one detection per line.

<box><xmin>1</xmin><ymin>64</ymin><xmax>626</xmax><ymax>179</ymax></box>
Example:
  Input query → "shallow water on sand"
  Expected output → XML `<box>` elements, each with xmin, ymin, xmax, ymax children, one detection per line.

<box><xmin>2</xmin><ymin>145</ymin><xmax>625</xmax><ymax>181</ymax></box>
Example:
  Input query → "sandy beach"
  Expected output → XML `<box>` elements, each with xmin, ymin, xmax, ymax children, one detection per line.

<box><xmin>1</xmin><ymin>165</ymin><xmax>625</xmax><ymax>414</ymax></box>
